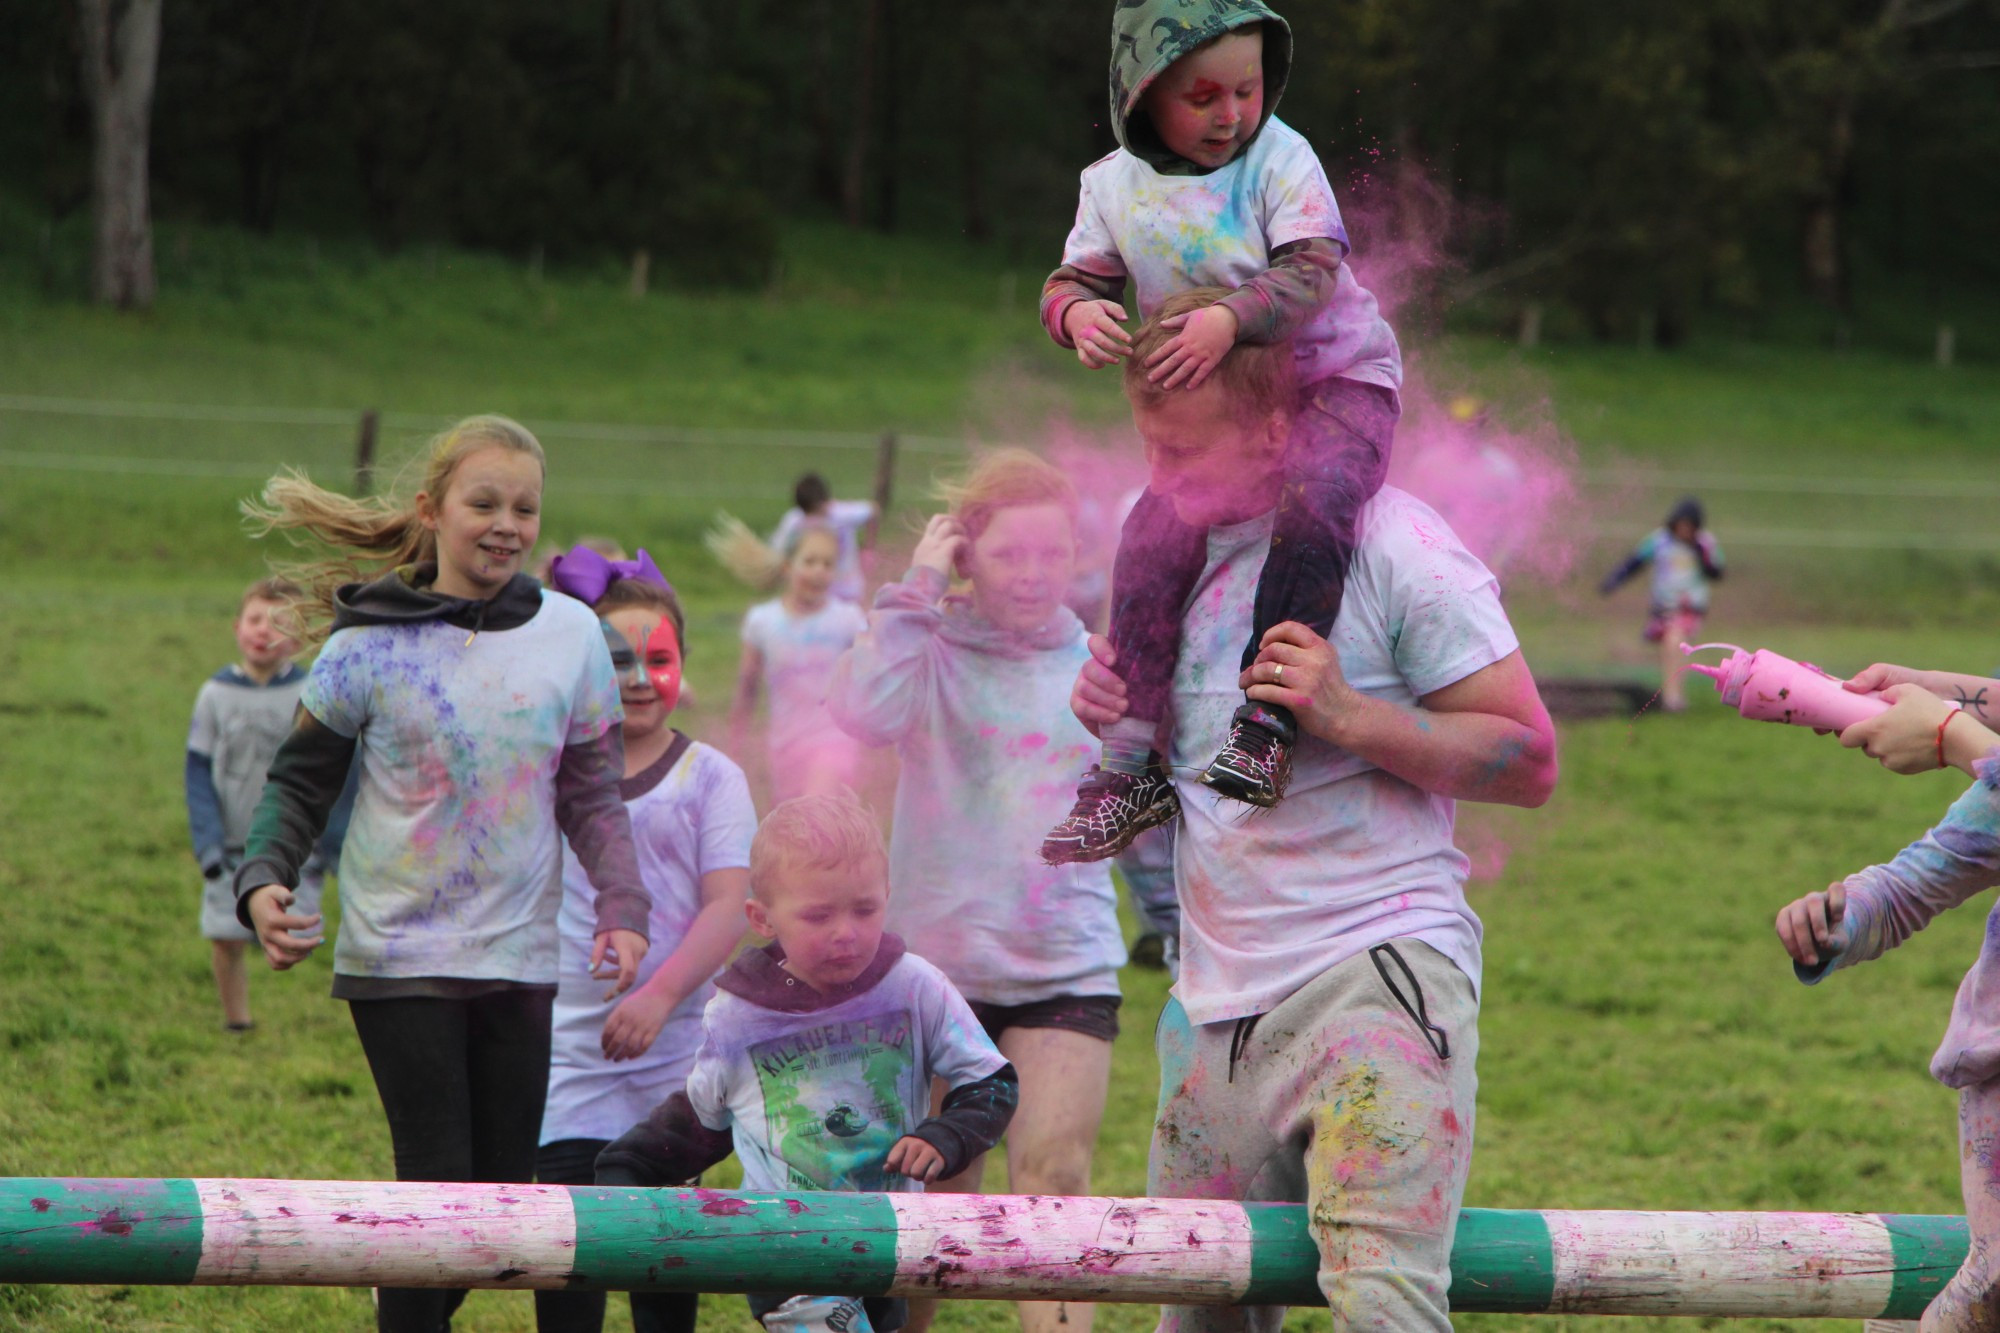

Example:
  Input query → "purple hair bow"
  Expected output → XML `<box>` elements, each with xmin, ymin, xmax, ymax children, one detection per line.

<box><xmin>548</xmin><ymin>545</ymin><xmax>672</xmax><ymax>604</ymax></box>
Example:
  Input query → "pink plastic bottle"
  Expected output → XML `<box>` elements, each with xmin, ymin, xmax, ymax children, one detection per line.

<box><xmin>1679</xmin><ymin>642</ymin><xmax>1892</xmax><ymax>730</ymax></box>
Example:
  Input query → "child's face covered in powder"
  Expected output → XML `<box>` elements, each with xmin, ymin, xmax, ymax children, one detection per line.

<box><xmin>1141</xmin><ymin>29</ymin><xmax>1265</xmax><ymax>170</ymax></box>
<box><xmin>748</xmin><ymin>858</ymin><xmax>889</xmax><ymax>994</ymax></box>
<box><xmin>964</xmin><ymin>502</ymin><xmax>1077</xmax><ymax>635</ymax></box>
<box><xmin>418</xmin><ymin>445</ymin><xmax>543</xmax><ymax>599</ymax></box>
<box><xmin>604</xmin><ymin>606</ymin><xmax>682</xmax><ymax>735</ymax></box>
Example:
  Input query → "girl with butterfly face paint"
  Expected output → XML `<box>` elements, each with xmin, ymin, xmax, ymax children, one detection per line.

<box><xmin>541</xmin><ymin>550</ymin><xmax>758</xmax><ymax>1333</ymax></box>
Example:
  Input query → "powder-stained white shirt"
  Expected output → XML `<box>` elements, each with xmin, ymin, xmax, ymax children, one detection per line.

<box><xmin>1061</xmin><ymin>116</ymin><xmax>1401</xmax><ymax>392</ymax></box>
<box><xmin>1169</xmin><ymin>489</ymin><xmax>1518</xmax><ymax>1024</ymax></box>
<box><xmin>542</xmin><ymin>740</ymin><xmax>756</xmax><ymax>1145</ymax></box>
<box><xmin>742</xmin><ymin>597</ymin><xmax>870</xmax><ymax>759</ymax></box>
<box><xmin>304</xmin><ymin>590</ymin><xmax>620</xmax><ymax>984</ymax></box>
<box><xmin>687</xmin><ymin>952</ymin><xmax>1006</xmax><ymax>1193</ymax></box>
<box><xmin>829</xmin><ymin>571</ymin><xmax>1125</xmax><ymax>1006</ymax></box>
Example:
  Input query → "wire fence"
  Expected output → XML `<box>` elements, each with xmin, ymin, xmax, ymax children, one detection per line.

<box><xmin>4</xmin><ymin>393</ymin><xmax>1994</xmax><ymax>550</ymax></box>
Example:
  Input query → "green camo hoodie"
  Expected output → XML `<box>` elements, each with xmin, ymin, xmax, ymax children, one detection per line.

<box><xmin>1110</xmin><ymin>0</ymin><xmax>1294</xmax><ymax>175</ymax></box>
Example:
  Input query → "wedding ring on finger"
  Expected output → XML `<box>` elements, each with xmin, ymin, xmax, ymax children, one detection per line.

<box><xmin>1274</xmin><ymin>663</ymin><xmax>1284</xmax><ymax>681</ymax></box>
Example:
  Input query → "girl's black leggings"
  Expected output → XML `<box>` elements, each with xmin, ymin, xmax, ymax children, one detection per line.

<box><xmin>533</xmin><ymin>1137</ymin><xmax>700</xmax><ymax>1333</ymax></box>
<box><xmin>348</xmin><ymin>988</ymin><xmax>556</xmax><ymax>1333</ymax></box>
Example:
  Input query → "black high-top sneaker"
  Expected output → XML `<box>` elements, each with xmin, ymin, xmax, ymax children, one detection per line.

<box><xmin>1040</xmin><ymin>760</ymin><xmax>1180</xmax><ymax>865</ymax></box>
<box><xmin>1197</xmin><ymin>703</ymin><xmax>1296</xmax><ymax>807</ymax></box>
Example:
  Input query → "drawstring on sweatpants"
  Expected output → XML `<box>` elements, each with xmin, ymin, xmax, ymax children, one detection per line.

<box><xmin>1226</xmin><ymin>1013</ymin><xmax>1261</xmax><ymax>1083</ymax></box>
<box><xmin>1370</xmin><ymin>943</ymin><xmax>1451</xmax><ymax>1061</ymax></box>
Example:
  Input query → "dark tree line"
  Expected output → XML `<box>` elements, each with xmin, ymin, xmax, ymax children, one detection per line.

<box><xmin>5</xmin><ymin>0</ymin><xmax>1997</xmax><ymax>337</ymax></box>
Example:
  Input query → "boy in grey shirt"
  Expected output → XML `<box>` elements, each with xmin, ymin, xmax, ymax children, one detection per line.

<box><xmin>185</xmin><ymin>577</ymin><xmax>344</xmax><ymax>1030</ymax></box>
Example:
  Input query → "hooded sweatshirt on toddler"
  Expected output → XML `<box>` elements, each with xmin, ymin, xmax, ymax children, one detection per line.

<box><xmin>828</xmin><ymin>567</ymin><xmax>1126</xmax><ymax>1005</ymax></box>
<box><xmin>234</xmin><ymin>564</ymin><xmax>648</xmax><ymax>998</ymax></box>
<box><xmin>1042</xmin><ymin>0</ymin><xmax>1400</xmax><ymax>392</ymax></box>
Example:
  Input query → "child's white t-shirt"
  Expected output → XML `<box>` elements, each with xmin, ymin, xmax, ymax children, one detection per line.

<box><xmin>742</xmin><ymin>597</ymin><xmax>869</xmax><ymax>756</ymax></box>
<box><xmin>1060</xmin><ymin>116</ymin><xmax>1402</xmax><ymax>392</ymax></box>
<box><xmin>1168</xmin><ymin>489</ymin><xmax>1518</xmax><ymax>1024</ymax></box>
<box><xmin>541</xmin><ymin>739</ymin><xmax>756</xmax><ymax>1146</ymax></box>
<box><xmin>303</xmin><ymin>590</ymin><xmax>622</xmax><ymax>984</ymax></box>
<box><xmin>686</xmin><ymin>951</ymin><xmax>1007</xmax><ymax>1193</ymax></box>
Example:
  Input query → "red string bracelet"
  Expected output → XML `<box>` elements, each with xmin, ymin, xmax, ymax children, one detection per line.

<box><xmin>1939</xmin><ymin>707</ymin><xmax>1968</xmax><ymax>770</ymax></box>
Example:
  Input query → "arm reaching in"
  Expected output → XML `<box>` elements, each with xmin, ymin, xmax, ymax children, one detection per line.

<box><xmin>1839</xmin><ymin>683</ymin><xmax>2000</xmax><ymax>776</ymax></box>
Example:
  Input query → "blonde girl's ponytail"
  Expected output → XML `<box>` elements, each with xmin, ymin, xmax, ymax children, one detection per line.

<box><xmin>242</xmin><ymin>414</ymin><xmax>547</xmax><ymax>642</ymax></box>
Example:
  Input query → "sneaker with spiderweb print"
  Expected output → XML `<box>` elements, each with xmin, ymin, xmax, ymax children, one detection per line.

<box><xmin>1039</xmin><ymin>761</ymin><xmax>1180</xmax><ymax>865</ymax></box>
<box><xmin>1197</xmin><ymin>704</ymin><xmax>1296</xmax><ymax>808</ymax></box>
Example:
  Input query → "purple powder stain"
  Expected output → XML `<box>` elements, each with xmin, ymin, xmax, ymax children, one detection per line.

<box><xmin>30</xmin><ymin>1197</ymin><xmax>52</xmax><ymax>1213</ymax></box>
<box><xmin>784</xmin><ymin>1199</ymin><xmax>808</xmax><ymax>1216</ymax></box>
<box><xmin>91</xmin><ymin>1208</ymin><xmax>134</xmax><ymax>1237</ymax></box>
<box><xmin>699</xmin><ymin>1197</ymin><xmax>756</xmax><ymax>1217</ymax></box>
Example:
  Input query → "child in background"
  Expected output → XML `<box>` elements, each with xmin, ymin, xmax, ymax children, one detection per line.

<box><xmin>829</xmin><ymin>449</ymin><xmax>1124</xmax><ymax>1333</ymax></box>
<box><xmin>731</xmin><ymin>523</ymin><xmax>869</xmax><ymax>805</ymax></box>
<box><xmin>536</xmin><ymin>546</ymin><xmax>756</xmax><ymax>1333</ymax></box>
<box><xmin>596</xmin><ymin>793</ymin><xmax>1017</xmax><ymax>1333</ymax></box>
<box><xmin>232</xmin><ymin>415</ymin><xmax>651</xmax><ymax>1333</ymax></box>
<box><xmin>1041</xmin><ymin>0</ymin><xmax>1404</xmax><ymax>860</ymax></box>
<box><xmin>186</xmin><ymin>577</ymin><xmax>326</xmax><ymax>1031</ymax></box>
<box><xmin>1775</xmin><ymin>668</ymin><xmax>2000</xmax><ymax>1333</ymax></box>
<box><xmin>771</xmin><ymin>472</ymin><xmax>878</xmax><ymax>604</ymax></box>
<box><xmin>1599</xmin><ymin>497</ymin><xmax>1725</xmax><ymax>712</ymax></box>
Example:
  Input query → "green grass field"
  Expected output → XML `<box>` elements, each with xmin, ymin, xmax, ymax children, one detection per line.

<box><xmin>4</xmin><ymin>222</ymin><xmax>2000</xmax><ymax>1331</ymax></box>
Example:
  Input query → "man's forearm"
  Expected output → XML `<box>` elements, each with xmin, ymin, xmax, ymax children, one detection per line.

<box><xmin>1321</xmin><ymin>696</ymin><xmax>1557</xmax><ymax>808</ymax></box>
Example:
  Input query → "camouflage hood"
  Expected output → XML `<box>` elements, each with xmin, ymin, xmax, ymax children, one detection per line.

<box><xmin>1110</xmin><ymin>0</ymin><xmax>1293</xmax><ymax>175</ymax></box>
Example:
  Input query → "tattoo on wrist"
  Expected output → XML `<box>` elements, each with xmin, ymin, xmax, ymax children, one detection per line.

<box><xmin>1953</xmin><ymin>686</ymin><xmax>1989</xmax><ymax>721</ymax></box>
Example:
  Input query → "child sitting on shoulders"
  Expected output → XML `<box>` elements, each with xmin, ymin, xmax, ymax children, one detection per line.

<box><xmin>1040</xmin><ymin>0</ymin><xmax>1403</xmax><ymax>860</ymax></box>
<box><xmin>596</xmin><ymin>792</ymin><xmax>1017</xmax><ymax>1333</ymax></box>
<box><xmin>185</xmin><ymin>576</ymin><xmax>344</xmax><ymax>1032</ymax></box>
<box><xmin>537</xmin><ymin>545</ymin><xmax>757</xmax><ymax>1333</ymax></box>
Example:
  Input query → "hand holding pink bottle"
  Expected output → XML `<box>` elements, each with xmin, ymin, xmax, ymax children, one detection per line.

<box><xmin>1679</xmin><ymin>642</ymin><xmax>1891</xmax><ymax>730</ymax></box>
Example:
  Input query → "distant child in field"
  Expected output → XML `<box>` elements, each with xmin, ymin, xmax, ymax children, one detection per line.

<box><xmin>537</xmin><ymin>546</ymin><xmax>756</xmax><ymax>1333</ymax></box>
<box><xmin>596</xmin><ymin>792</ymin><xmax>1017</xmax><ymax>1333</ymax></box>
<box><xmin>186</xmin><ymin>577</ymin><xmax>327</xmax><ymax>1032</ymax></box>
<box><xmin>1776</xmin><ymin>663</ymin><xmax>2000</xmax><ymax>1333</ymax></box>
<box><xmin>233</xmin><ymin>415</ymin><xmax>651</xmax><ymax>1333</ymax></box>
<box><xmin>1598</xmin><ymin>497</ymin><xmax>1724</xmax><ymax>712</ymax></box>
<box><xmin>1040</xmin><ymin>0</ymin><xmax>1404</xmax><ymax>860</ymax></box>
<box><xmin>771</xmin><ymin>472</ymin><xmax>878</xmax><ymax>604</ymax></box>
<box><xmin>731</xmin><ymin>523</ymin><xmax>870</xmax><ymax>804</ymax></box>
<box><xmin>829</xmin><ymin>449</ymin><xmax>1124</xmax><ymax>1333</ymax></box>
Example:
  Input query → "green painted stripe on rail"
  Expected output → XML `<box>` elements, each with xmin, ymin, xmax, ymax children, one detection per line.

<box><xmin>0</xmin><ymin>1177</ymin><xmax>203</xmax><ymax>1285</ymax></box>
<box><xmin>1243</xmin><ymin>1205</ymin><xmax>1556</xmax><ymax>1312</ymax></box>
<box><xmin>1881</xmin><ymin>1212</ymin><xmax>1969</xmax><ymax>1319</ymax></box>
<box><xmin>1241</xmin><ymin>1203</ymin><xmax>1324</xmax><ymax>1304</ymax></box>
<box><xmin>1449</xmin><ymin>1208</ymin><xmax>1558</xmax><ymax>1313</ymax></box>
<box><xmin>568</xmin><ymin>1188</ymin><xmax>901</xmax><ymax>1294</ymax></box>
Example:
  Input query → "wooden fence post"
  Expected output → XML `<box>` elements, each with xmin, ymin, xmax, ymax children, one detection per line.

<box><xmin>353</xmin><ymin>409</ymin><xmax>380</xmax><ymax>496</ymax></box>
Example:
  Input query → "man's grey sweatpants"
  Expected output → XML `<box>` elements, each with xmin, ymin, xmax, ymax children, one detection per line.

<box><xmin>1150</xmin><ymin>939</ymin><xmax>1479</xmax><ymax>1333</ymax></box>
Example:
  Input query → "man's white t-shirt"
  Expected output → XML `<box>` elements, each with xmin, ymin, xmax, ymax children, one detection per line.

<box><xmin>1060</xmin><ymin>116</ymin><xmax>1402</xmax><ymax>392</ymax></box>
<box><xmin>1169</xmin><ymin>489</ymin><xmax>1518</xmax><ymax>1025</ymax></box>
